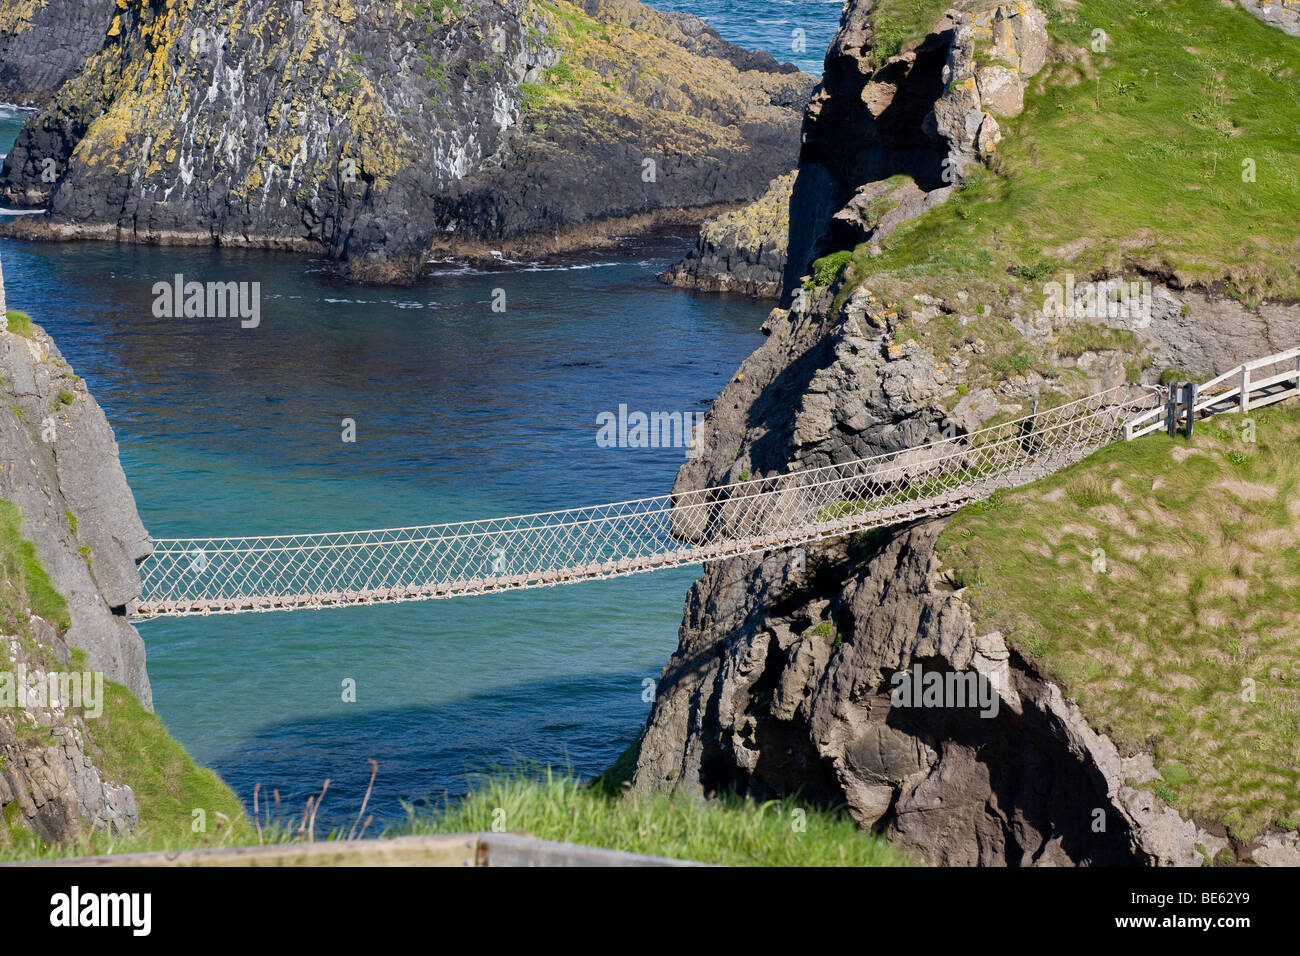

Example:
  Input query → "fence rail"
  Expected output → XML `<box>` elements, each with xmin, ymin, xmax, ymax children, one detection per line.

<box><xmin>1125</xmin><ymin>346</ymin><xmax>1300</xmax><ymax>439</ymax></box>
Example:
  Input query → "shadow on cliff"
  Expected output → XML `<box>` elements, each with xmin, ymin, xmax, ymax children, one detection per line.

<box><xmin>205</xmin><ymin>670</ymin><xmax>652</xmax><ymax>833</ymax></box>
<box><xmin>880</xmin><ymin>652</ymin><xmax>1147</xmax><ymax>866</ymax></box>
<box><xmin>782</xmin><ymin>26</ymin><xmax>956</xmax><ymax>301</ymax></box>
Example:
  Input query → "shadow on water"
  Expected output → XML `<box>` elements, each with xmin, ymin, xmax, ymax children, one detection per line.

<box><xmin>209</xmin><ymin>670</ymin><xmax>651</xmax><ymax>832</ymax></box>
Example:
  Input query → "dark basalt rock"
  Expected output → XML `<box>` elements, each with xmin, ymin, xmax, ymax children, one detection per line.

<box><xmin>0</xmin><ymin>0</ymin><xmax>117</xmax><ymax>106</ymax></box>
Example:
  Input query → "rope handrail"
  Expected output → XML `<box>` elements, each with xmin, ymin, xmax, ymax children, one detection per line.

<box><xmin>133</xmin><ymin>379</ymin><xmax>1161</xmax><ymax>618</ymax></box>
<box><xmin>142</xmin><ymin>384</ymin><xmax>1136</xmax><ymax>551</ymax></box>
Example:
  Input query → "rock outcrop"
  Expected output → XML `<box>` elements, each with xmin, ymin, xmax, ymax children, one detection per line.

<box><xmin>0</xmin><ymin>0</ymin><xmax>117</xmax><ymax>106</ymax></box>
<box><xmin>0</xmin><ymin>292</ymin><xmax>153</xmax><ymax>707</ymax></box>
<box><xmin>1</xmin><ymin>258</ymin><xmax>149</xmax><ymax>845</ymax></box>
<box><xmin>634</xmin><ymin>520</ymin><xmax>1233</xmax><ymax>865</ymax></box>
<box><xmin>1240</xmin><ymin>0</ymin><xmax>1300</xmax><ymax>36</ymax></box>
<box><xmin>1</xmin><ymin>619</ymin><xmax>139</xmax><ymax>845</ymax></box>
<box><xmin>659</xmin><ymin>172</ymin><xmax>795</xmax><ymax>298</ymax></box>
<box><xmin>783</xmin><ymin>0</ymin><xmax>1047</xmax><ymax>299</ymax></box>
<box><xmin>0</xmin><ymin>0</ymin><xmax>813</xmax><ymax>283</ymax></box>
<box><xmin>927</xmin><ymin>1</ymin><xmax>1048</xmax><ymax>174</ymax></box>
<box><xmin>634</xmin><ymin>272</ymin><xmax>1300</xmax><ymax>864</ymax></box>
<box><xmin>666</xmin><ymin>0</ymin><xmax>1052</xmax><ymax>304</ymax></box>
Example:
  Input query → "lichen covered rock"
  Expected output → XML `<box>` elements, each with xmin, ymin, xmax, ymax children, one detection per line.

<box><xmin>659</xmin><ymin>172</ymin><xmax>795</xmax><ymax>298</ymax></box>
<box><xmin>930</xmin><ymin>1</ymin><xmax>1049</xmax><ymax>174</ymax></box>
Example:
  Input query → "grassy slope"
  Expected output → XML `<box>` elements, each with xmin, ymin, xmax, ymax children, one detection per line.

<box><xmin>0</xmin><ymin>499</ymin><xmax>70</xmax><ymax>632</ymax></box>
<box><xmin>397</xmin><ymin>769</ymin><xmax>915</xmax><ymax>866</ymax></box>
<box><xmin>937</xmin><ymin>406</ymin><xmax>1300</xmax><ymax>844</ymax></box>
<box><xmin>0</xmin><ymin>498</ymin><xmax>251</xmax><ymax>860</ymax></box>
<box><xmin>850</xmin><ymin>0</ymin><xmax>1300</xmax><ymax>305</ymax></box>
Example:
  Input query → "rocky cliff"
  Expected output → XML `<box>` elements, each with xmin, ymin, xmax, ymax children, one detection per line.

<box><xmin>0</xmin><ymin>0</ymin><xmax>813</xmax><ymax>282</ymax></box>
<box><xmin>1</xmin><ymin>289</ymin><xmax>152</xmax><ymax>706</ymax></box>
<box><xmin>1</xmin><ymin>589</ymin><xmax>139</xmax><ymax>845</ymax></box>
<box><xmin>632</xmin><ymin>0</ymin><xmax>1300</xmax><ymax>866</ymax></box>
<box><xmin>1</xmin><ymin>259</ymin><xmax>156</xmax><ymax>845</ymax></box>
<box><xmin>0</xmin><ymin>0</ymin><xmax>117</xmax><ymax>106</ymax></box>
<box><xmin>664</xmin><ymin>0</ymin><xmax>1051</xmax><ymax>301</ymax></box>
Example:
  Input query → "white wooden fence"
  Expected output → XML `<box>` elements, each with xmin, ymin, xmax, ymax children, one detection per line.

<box><xmin>1124</xmin><ymin>346</ymin><xmax>1300</xmax><ymax>440</ymax></box>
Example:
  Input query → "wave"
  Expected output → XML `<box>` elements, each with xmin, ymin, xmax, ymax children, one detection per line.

<box><xmin>427</xmin><ymin>257</ymin><xmax>623</xmax><ymax>276</ymax></box>
<box><xmin>0</xmin><ymin>207</ymin><xmax>45</xmax><ymax>216</ymax></box>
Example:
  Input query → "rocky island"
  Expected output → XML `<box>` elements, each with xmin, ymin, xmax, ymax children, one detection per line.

<box><xmin>0</xmin><ymin>0</ymin><xmax>813</xmax><ymax>282</ymax></box>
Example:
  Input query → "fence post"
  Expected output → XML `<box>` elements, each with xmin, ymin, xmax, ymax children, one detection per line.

<box><xmin>1185</xmin><ymin>382</ymin><xmax>1198</xmax><ymax>438</ymax></box>
<box><xmin>1167</xmin><ymin>386</ymin><xmax>1179</xmax><ymax>438</ymax></box>
<box><xmin>1240</xmin><ymin>365</ymin><xmax>1250</xmax><ymax>412</ymax></box>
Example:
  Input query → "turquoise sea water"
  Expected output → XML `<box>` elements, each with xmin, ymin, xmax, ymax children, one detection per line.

<box><xmin>1</xmin><ymin>237</ymin><xmax>764</xmax><ymax>825</ymax></box>
<box><xmin>0</xmin><ymin>2</ymin><xmax>841</xmax><ymax>827</ymax></box>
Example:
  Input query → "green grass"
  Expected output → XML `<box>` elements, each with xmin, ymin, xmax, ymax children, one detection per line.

<box><xmin>398</xmin><ymin>768</ymin><xmax>915</xmax><ymax>866</ymax></box>
<box><xmin>4</xmin><ymin>310</ymin><xmax>34</xmax><ymax>339</ymax></box>
<box><xmin>807</xmin><ymin>249</ymin><xmax>853</xmax><ymax>288</ymax></box>
<box><xmin>0</xmin><ymin>499</ymin><xmax>71</xmax><ymax>630</ymax></box>
<box><xmin>852</xmin><ymin>0</ymin><xmax>1300</xmax><ymax>305</ymax></box>
<box><xmin>869</xmin><ymin>0</ymin><xmax>955</xmax><ymax>67</ymax></box>
<box><xmin>937</xmin><ymin>404</ymin><xmax>1300</xmax><ymax>842</ymax></box>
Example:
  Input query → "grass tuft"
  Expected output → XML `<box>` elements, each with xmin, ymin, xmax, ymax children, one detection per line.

<box><xmin>4</xmin><ymin>310</ymin><xmax>35</xmax><ymax>339</ymax></box>
<box><xmin>397</xmin><ymin>768</ymin><xmax>916</xmax><ymax>866</ymax></box>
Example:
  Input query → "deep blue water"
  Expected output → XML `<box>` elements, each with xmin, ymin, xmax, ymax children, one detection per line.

<box><xmin>0</xmin><ymin>2</ymin><xmax>842</xmax><ymax>828</ymax></box>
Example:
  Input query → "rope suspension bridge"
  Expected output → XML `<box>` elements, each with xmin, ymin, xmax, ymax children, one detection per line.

<box><xmin>129</xmin><ymin>347</ymin><xmax>1300</xmax><ymax>620</ymax></box>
